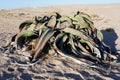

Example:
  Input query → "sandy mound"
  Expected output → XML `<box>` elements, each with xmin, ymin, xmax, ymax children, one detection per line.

<box><xmin>0</xmin><ymin>4</ymin><xmax>120</xmax><ymax>80</ymax></box>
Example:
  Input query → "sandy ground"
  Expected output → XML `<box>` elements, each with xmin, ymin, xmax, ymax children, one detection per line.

<box><xmin>0</xmin><ymin>4</ymin><xmax>120</xmax><ymax>80</ymax></box>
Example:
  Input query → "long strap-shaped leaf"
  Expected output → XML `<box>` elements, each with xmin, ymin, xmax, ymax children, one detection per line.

<box><xmin>63</xmin><ymin>33</ymin><xmax>101</xmax><ymax>63</ymax></box>
<box><xmin>68</xmin><ymin>35</ymin><xmax>80</xmax><ymax>55</ymax></box>
<box><xmin>54</xmin><ymin>33</ymin><xmax>89</xmax><ymax>65</ymax></box>
<box><xmin>54</xmin><ymin>33</ymin><xmax>101</xmax><ymax>66</ymax></box>
<box><xmin>54</xmin><ymin>33</ymin><xmax>68</xmax><ymax>53</ymax></box>
<box><xmin>74</xmin><ymin>39</ymin><xmax>101</xmax><ymax>63</ymax></box>
<box><xmin>19</xmin><ymin>20</ymin><xmax>33</xmax><ymax>31</ymax></box>
<box><xmin>63</xmin><ymin>27</ymin><xmax>96</xmax><ymax>46</ymax></box>
<box><xmin>15</xmin><ymin>30</ymin><xmax>38</xmax><ymax>49</ymax></box>
<box><xmin>32</xmin><ymin>28</ymin><xmax>56</xmax><ymax>62</ymax></box>
<box><xmin>72</xmin><ymin>15</ymin><xmax>89</xmax><ymax>29</ymax></box>
<box><xmin>79</xmin><ymin>39</ymin><xmax>101</xmax><ymax>58</ymax></box>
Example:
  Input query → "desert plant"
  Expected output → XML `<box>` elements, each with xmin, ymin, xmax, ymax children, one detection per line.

<box><xmin>2</xmin><ymin>11</ymin><xmax>117</xmax><ymax>69</ymax></box>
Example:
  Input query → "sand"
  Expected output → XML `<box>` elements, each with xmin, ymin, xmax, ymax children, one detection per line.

<box><xmin>0</xmin><ymin>4</ymin><xmax>120</xmax><ymax>80</ymax></box>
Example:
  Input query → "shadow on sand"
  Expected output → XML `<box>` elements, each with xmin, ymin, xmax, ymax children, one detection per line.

<box><xmin>101</xmin><ymin>28</ymin><xmax>118</xmax><ymax>52</ymax></box>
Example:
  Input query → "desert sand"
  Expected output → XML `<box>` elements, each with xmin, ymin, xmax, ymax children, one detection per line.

<box><xmin>0</xmin><ymin>4</ymin><xmax>120</xmax><ymax>80</ymax></box>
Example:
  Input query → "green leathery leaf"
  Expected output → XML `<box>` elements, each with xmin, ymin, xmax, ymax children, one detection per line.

<box><xmin>27</xmin><ymin>24</ymin><xmax>36</xmax><ymax>31</ymax></box>
<box><xmin>83</xmin><ymin>17</ymin><xmax>94</xmax><ymax>28</ymax></box>
<box><xmin>54</xmin><ymin>33</ymin><xmax>67</xmax><ymax>52</ymax></box>
<box><xmin>96</xmin><ymin>29</ymin><xmax>103</xmax><ymax>42</ymax></box>
<box><xmin>63</xmin><ymin>27</ymin><xmax>86</xmax><ymax>39</ymax></box>
<box><xmin>80</xmin><ymin>12</ymin><xmax>93</xmax><ymax>25</ymax></box>
<box><xmin>80</xmin><ymin>13</ymin><xmax>96</xmax><ymax>32</ymax></box>
<box><xmin>68</xmin><ymin>35</ymin><xmax>81</xmax><ymax>55</ymax></box>
<box><xmin>19</xmin><ymin>20</ymin><xmax>33</xmax><ymax>31</ymax></box>
<box><xmin>74</xmin><ymin>11</ymin><xmax>94</xmax><ymax>31</ymax></box>
<box><xmin>76</xmin><ymin>41</ymin><xmax>101</xmax><ymax>63</ymax></box>
<box><xmin>31</xmin><ymin>29</ymin><xmax>56</xmax><ymax>62</ymax></box>
<box><xmin>77</xmin><ymin>41</ymin><xmax>90</xmax><ymax>54</ymax></box>
<box><xmin>75</xmin><ymin>11</ymin><xmax>93</xmax><ymax>24</ymax></box>
<box><xmin>42</xmin><ymin>16</ymin><xmax>49</xmax><ymax>22</ymax></box>
<box><xmin>80</xmin><ymin>39</ymin><xmax>93</xmax><ymax>53</ymax></box>
<box><xmin>72</xmin><ymin>15</ymin><xmax>88</xmax><ymax>29</ymax></box>
<box><xmin>54</xmin><ymin>33</ymin><xmax>79</xmax><ymax>59</ymax></box>
<box><xmin>59</xmin><ymin>16</ymin><xmax>72</xmax><ymax>28</ymax></box>
<box><xmin>68</xmin><ymin>35</ymin><xmax>76</xmax><ymax>51</ymax></box>
<box><xmin>35</xmin><ymin>23</ymin><xmax>47</xmax><ymax>31</ymax></box>
<box><xmin>60</xmin><ymin>21</ymin><xmax>71</xmax><ymax>29</ymax></box>
<box><xmin>59</xmin><ymin>16</ymin><xmax>71</xmax><ymax>22</ymax></box>
<box><xmin>35</xmin><ymin>16</ymin><xmax>49</xmax><ymax>23</ymax></box>
<box><xmin>35</xmin><ymin>16</ymin><xmax>42</xmax><ymax>23</ymax></box>
<box><xmin>63</xmin><ymin>27</ymin><xmax>95</xmax><ymax>45</ymax></box>
<box><xmin>15</xmin><ymin>30</ymin><xmax>38</xmax><ymax>49</ymax></box>
<box><xmin>80</xmin><ymin>39</ymin><xmax>101</xmax><ymax>58</ymax></box>
<box><xmin>19</xmin><ymin>30</ymin><xmax>38</xmax><ymax>37</ymax></box>
<box><xmin>80</xmin><ymin>51</ymin><xmax>101</xmax><ymax>63</ymax></box>
<box><xmin>55</xmin><ymin>33</ymin><xmax>79</xmax><ymax>57</ymax></box>
<box><xmin>68</xmin><ymin>39</ymin><xmax>101</xmax><ymax>63</ymax></box>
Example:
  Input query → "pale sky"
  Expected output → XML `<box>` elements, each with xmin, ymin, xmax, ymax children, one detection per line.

<box><xmin>0</xmin><ymin>0</ymin><xmax>120</xmax><ymax>9</ymax></box>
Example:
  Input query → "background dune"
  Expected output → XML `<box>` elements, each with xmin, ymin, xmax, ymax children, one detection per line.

<box><xmin>0</xmin><ymin>4</ymin><xmax>120</xmax><ymax>80</ymax></box>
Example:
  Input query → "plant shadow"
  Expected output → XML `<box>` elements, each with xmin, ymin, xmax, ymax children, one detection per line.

<box><xmin>101</xmin><ymin>28</ymin><xmax>118</xmax><ymax>52</ymax></box>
